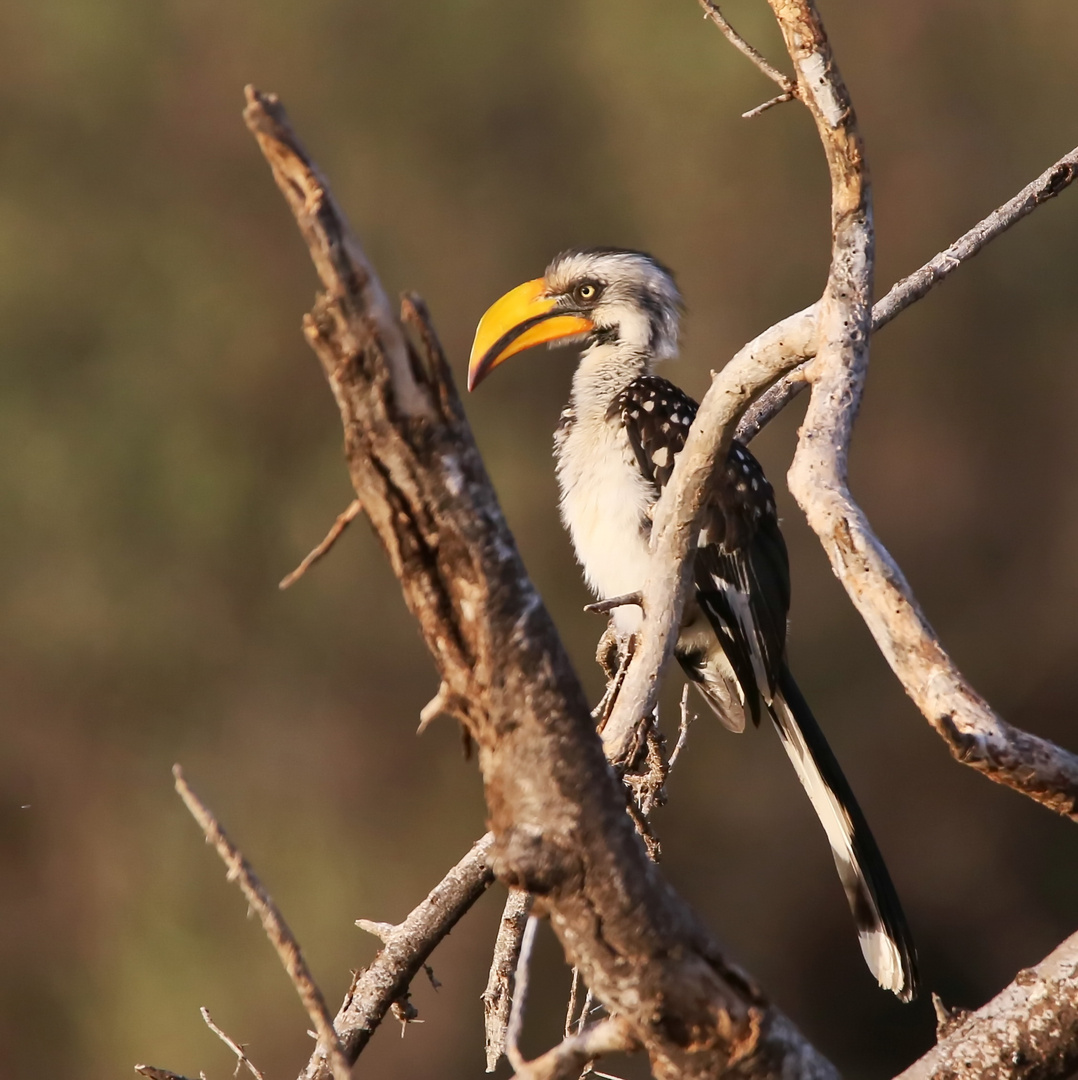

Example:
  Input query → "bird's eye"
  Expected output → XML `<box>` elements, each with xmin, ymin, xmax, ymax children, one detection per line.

<box><xmin>575</xmin><ymin>282</ymin><xmax>600</xmax><ymax>304</ymax></box>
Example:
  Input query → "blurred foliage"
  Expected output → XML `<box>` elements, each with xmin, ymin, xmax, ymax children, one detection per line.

<box><xmin>0</xmin><ymin>0</ymin><xmax>1076</xmax><ymax>1077</ymax></box>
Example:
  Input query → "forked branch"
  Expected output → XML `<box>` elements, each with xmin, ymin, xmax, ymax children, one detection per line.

<box><xmin>600</xmin><ymin>5</ymin><xmax>1078</xmax><ymax>824</ymax></box>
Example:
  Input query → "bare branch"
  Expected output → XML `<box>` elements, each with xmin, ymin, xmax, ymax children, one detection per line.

<box><xmin>742</xmin><ymin>91</ymin><xmax>795</xmax><ymax>120</ymax></box>
<box><xmin>697</xmin><ymin>0</ymin><xmax>797</xmax><ymax>101</ymax></box>
<box><xmin>872</xmin><ymin>146</ymin><xmax>1078</xmax><ymax>332</ymax></box>
<box><xmin>604</xmin><ymin>8</ymin><xmax>1078</xmax><ymax>822</ymax></box>
<box><xmin>301</xmin><ymin>834</ymin><xmax>495</xmax><ymax>1080</ymax></box>
<box><xmin>737</xmin><ymin>143</ymin><xmax>1078</xmax><ymax>443</ymax></box>
<box><xmin>242</xmin><ymin>86</ymin><xmax>427</xmax><ymax>418</ymax></box>
<box><xmin>279</xmin><ymin>499</ymin><xmax>362</xmax><ymax>590</ymax></box>
<box><xmin>483</xmin><ymin>890</ymin><xmax>534</xmax><ymax>1072</ymax></box>
<box><xmin>764</xmin><ymin>7</ymin><xmax>1078</xmax><ymax>819</ymax></box>
<box><xmin>200</xmin><ymin>1007</ymin><xmax>267</xmax><ymax>1080</ymax></box>
<box><xmin>172</xmin><ymin>768</ymin><xmax>351</xmax><ymax>1080</ymax></box>
<box><xmin>512</xmin><ymin>1017</ymin><xmax>638</xmax><ymax>1080</ymax></box>
<box><xmin>505</xmin><ymin>915</ymin><xmax>540</xmax><ymax>1073</ymax></box>
<box><xmin>894</xmin><ymin>930</ymin><xmax>1078</xmax><ymax>1080</ymax></box>
<box><xmin>668</xmin><ymin>684</ymin><xmax>695</xmax><ymax>772</ymax></box>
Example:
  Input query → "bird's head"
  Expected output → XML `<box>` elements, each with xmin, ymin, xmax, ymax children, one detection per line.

<box><xmin>467</xmin><ymin>248</ymin><xmax>682</xmax><ymax>391</ymax></box>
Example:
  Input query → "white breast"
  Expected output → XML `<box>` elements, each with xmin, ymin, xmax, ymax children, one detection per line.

<box><xmin>555</xmin><ymin>414</ymin><xmax>654</xmax><ymax>635</ymax></box>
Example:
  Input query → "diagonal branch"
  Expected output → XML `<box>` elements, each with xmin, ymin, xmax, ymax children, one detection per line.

<box><xmin>893</xmin><ymin>929</ymin><xmax>1078</xmax><ymax>1080</ymax></box>
<box><xmin>172</xmin><ymin>767</ymin><xmax>352</xmax><ymax>1080</ymax></box>
<box><xmin>737</xmin><ymin>144</ymin><xmax>1078</xmax><ymax>443</ymax></box>
<box><xmin>300</xmin><ymin>834</ymin><xmax>495</xmax><ymax>1079</ymax></box>
<box><xmin>602</xmin><ymin>30</ymin><xmax>1078</xmax><ymax>819</ymax></box>
<box><xmin>697</xmin><ymin>0</ymin><xmax>797</xmax><ymax>103</ymax></box>
<box><xmin>768</xmin><ymin>3</ymin><xmax>1078</xmax><ymax>820</ymax></box>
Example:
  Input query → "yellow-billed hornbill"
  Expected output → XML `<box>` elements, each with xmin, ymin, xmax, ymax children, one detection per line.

<box><xmin>467</xmin><ymin>248</ymin><xmax>918</xmax><ymax>1002</ymax></box>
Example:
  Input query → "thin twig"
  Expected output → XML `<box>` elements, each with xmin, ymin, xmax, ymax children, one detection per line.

<box><xmin>737</xmin><ymin>143</ymin><xmax>1078</xmax><ymax>443</ymax></box>
<box><xmin>279</xmin><ymin>499</ymin><xmax>362</xmax><ymax>589</ymax></box>
<box><xmin>564</xmin><ymin>968</ymin><xmax>582</xmax><ymax>1038</ymax></box>
<box><xmin>173</xmin><ymin>768</ymin><xmax>352</xmax><ymax>1080</ymax></box>
<box><xmin>200</xmin><ymin>1007</ymin><xmax>267</xmax><ymax>1080</ymax></box>
<box><xmin>742</xmin><ymin>91</ymin><xmax>795</xmax><ymax>119</ymax></box>
<box><xmin>576</xmin><ymin>989</ymin><xmax>597</xmax><ymax>1036</ymax></box>
<box><xmin>483</xmin><ymin>891</ymin><xmax>535</xmax><ymax>1072</ymax></box>
<box><xmin>667</xmin><ymin>685</ymin><xmax>695</xmax><ymax>772</ymax></box>
<box><xmin>697</xmin><ymin>0</ymin><xmax>797</xmax><ymax>99</ymax></box>
<box><xmin>505</xmin><ymin>915</ymin><xmax>540</xmax><ymax>1072</ymax></box>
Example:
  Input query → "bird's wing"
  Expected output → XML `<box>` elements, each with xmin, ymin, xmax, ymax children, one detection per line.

<box><xmin>612</xmin><ymin>375</ymin><xmax>790</xmax><ymax>725</ymax></box>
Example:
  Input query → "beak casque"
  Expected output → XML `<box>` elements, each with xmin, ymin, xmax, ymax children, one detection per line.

<box><xmin>467</xmin><ymin>278</ymin><xmax>593</xmax><ymax>391</ymax></box>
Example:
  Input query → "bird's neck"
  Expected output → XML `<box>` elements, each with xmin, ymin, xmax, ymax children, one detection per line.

<box><xmin>568</xmin><ymin>340</ymin><xmax>651</xmax><ymax>421</ymax></box>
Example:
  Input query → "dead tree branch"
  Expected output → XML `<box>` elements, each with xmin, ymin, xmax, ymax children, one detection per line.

<box><xmin>697</xmin><ymin>0</ymin><xmax>797</xmax><ymax>106</ymax></box>
<box><xmin>483</xmin><ymin>890</ymin><xmax>534</xmax><ymax>1072</ymax></box>
<box><xmin>244</xmin><ymin>83</ymin><xmax>838</xmax><ymax>1080</ymax></box>
<box><xmin>772</xmin><ymin>2</ymin><xmax>1078</xmax><ymax>819</ymax></box>
<box><xmin>737</xmin><ymin>144</ymin><xmax>1078</xmax><ymax>443</ymax></box>
<box><xmin>893</xmin><ymin>930</ymin><xmax>1078</xmax><ymax>1080</ymax></box>
<box><xmin>200</xmin><ymin>1007</ymin><xmax>268</xmax><ymax>1080</ymax></box>
<box><xmin>302</xmin><ymin>834</ymin><xmax>495</xmax><ymax>1079</ymax></box>
<box><xmin>279</xmin><ymin>498</ymin><xmax>362</xmax><ymax>589</ymax></box>
<box><xmin>599</xmin><ymin>28</ymin><xmax>1078</xmax><ymax>822</ymax></box>
<box><xmin>173</xmin><ymin>767</ymin><xmax>351</xmax><ymax>1080</ymax></box>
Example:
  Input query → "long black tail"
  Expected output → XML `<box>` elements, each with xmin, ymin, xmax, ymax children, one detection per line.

<box><xmin>771</xmin><ymin>666</ymin><xmax>919</xmax><ymax>1001</ymax></box>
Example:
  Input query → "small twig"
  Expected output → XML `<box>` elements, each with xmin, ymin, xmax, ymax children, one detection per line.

<box><xmin>279</xmin><ymin>499</ymin><xmax>362</xmax><ymax>589</ymax></box>
<box><xmin>583</xmin><ymin>592</ymin><xmax>643</xmax><ymax>616</ymax></box>
<box><xmin>511</xmin><ymin>1017</ymin><xmax>638</xmax><ymax>1080</ymax></box>
<box><xmin>360</xmin><ymin>915</ymin><xmax>440</xmax><ymax>984</ymax></box>
<box><xmin>484</xmin><ymin>891</ymin><xmax>535</xmax><ymax>1072</ymax></box>
<box><xmin>576</xmin><ymin>988</ymin><xmax>597</xmax><ymax>1035</ymax></box>
<box><xmin>355</xmin><ymin>918</ymin><xmax>398</xmax><ymax>942</ymax></box>
<box><xmin>698</xmin><ymin>0</ymin><xmax>797</xmax><ymax>99</ymax></box>
<box><xmin>742</xmin><ymin>91</ymin><xmax>795</xmax><ymax>120</ymax></box>
<box><xmin>667</xmin><ymin>685</ymin><xmax>695</xmax><ymax>773</ymax></box>
<box><xmin>200</xmin><ymin>1007</ymin><xmax>267</xmax><ymax>1080</ymax></box>
<box><xmin>173</xmin><ymin>767</ymin><xmax>352</xmax><ymax>1080</ymax></box>
<box><xmin>505</xmin><ymin>915</ymin><xmax>540</xmax><ymax>1073</ymax></box>
<box><xmin>564</xmin><ymin>968</ymin><xmax>582</xmax><ymax>1038</ymax></box>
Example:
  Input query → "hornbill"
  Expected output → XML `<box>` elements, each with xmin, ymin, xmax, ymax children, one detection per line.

<box><xmin>467</xmin><ymin>248</ymin><xmax>918</xmax><ymax>1002</ymax></box>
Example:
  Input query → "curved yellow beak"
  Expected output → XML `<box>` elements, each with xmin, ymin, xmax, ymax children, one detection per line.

<box><xmin>467</xmin><ymin>278</ymin><xmax>593</xmax><ymax>391</ymax></box>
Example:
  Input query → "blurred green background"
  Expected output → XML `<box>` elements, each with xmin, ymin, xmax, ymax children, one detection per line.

<box><xmin>1</xmin><ymin>1</ymin><xmax>1076</xmax><ymax>1076</ymax></box>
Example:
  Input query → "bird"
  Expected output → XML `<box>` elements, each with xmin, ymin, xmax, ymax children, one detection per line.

<box><xmin>466</xmin><ymin>248</ymin><xmax>918</xmax><ymax>1002</ymax></box>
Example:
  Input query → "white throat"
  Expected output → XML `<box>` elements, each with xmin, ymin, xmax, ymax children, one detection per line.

<box><xmin>554</xmin><ymin>340</ymin><xmax>656</xmax><ymax>634</ymax></box>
